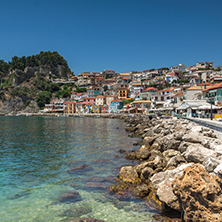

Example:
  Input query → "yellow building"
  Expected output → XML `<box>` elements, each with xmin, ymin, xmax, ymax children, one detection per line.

<box><xmin>118</xmin><ymin>87</ymin><xmax>128</xmax><ymax>100</ymax></box>
<box><xmin>64</xmin><ymin>101</ymin><xmax>76</xmax><ymax>114</ymax></box>
<box><xmin>92</xmin><ymin>105</ymin><xmax>102</xmax><ymax>113</ymax></box>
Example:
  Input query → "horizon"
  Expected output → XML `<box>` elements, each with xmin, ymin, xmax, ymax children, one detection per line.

<box><xmin>1</xmin><ymin>0</ymin><xmax>222</xmax><ymax>74</ymax></box>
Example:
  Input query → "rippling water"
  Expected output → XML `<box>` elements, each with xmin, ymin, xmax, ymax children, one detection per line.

<box><xmin>0</xmin><ymin>116</ymin><xmax>153</xmax><ymax>222</ymax></box>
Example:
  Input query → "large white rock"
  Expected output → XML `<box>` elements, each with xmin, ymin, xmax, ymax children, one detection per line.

<box><xmin>150</xmin><ymin>163</ymin><xmax>193</xmax><ymax>211</ymax></box>
<box><xmin>183</xmin><ymin>143</ymin><xmax>216</xmax><ymax>163</ymax></box>
<box><xmin>202</xmin><ymin>156</ymin><xmax>221</xmax><ymax>172</ymax></box>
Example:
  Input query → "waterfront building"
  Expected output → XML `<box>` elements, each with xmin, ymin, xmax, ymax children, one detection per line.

<box><xmin>108</xmin><ymin>100</ymin><xmax>124</xmax><ymax>113</ymax></box>
<box><xmin>96</xmin><ymin>95</ymin><xmax>106</xmax><ymax>106</ymax></box>
<box><xmin>64</xmin><ymin>101</ymin><xmax>76</xmax><ymax>114</ymax></box>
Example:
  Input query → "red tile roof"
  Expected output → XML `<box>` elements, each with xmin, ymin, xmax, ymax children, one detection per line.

<box><xmin>202</xmin><ymin>83</ymin><xmax>222</xmax><ymax>92</ymax></box>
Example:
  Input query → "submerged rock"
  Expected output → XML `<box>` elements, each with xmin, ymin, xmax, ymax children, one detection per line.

<box><xmin>58</xmin><ymin>191</ymin><xmax>82</xmax><ymax>203</ymax></box>
<box><xmin>69</xmin><ymin>218</ymin><xmax>104</xmax><ymax>222</ymax></box>
<box><xmin>67</xmin><ymin>164</ymin><xmax>94</xmax><ymax>174</ymax></box>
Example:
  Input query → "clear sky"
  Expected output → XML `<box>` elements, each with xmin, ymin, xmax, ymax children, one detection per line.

<box><xmin>0</xmin><ymin>0</ymin><xmax>222</xmax><ymax>74</ymax></box>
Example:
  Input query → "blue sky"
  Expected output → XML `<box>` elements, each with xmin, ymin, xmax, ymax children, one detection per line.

<box><xmin>0</xmin><ymin>0</ymin><xmax>222</xmax><ymax>74</ymax></box>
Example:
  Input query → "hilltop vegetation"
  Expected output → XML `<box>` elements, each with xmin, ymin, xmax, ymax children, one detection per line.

<box><xmin>0</xmin><ymin>51</ymin><xmax>74</xmax><ymax>113</ymax></box>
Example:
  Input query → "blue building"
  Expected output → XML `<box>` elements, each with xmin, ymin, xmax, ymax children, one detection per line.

<box><xmin>109</xmin><ymin>100</ymin><xmax>124</xmax><ymax>113</ymax></box>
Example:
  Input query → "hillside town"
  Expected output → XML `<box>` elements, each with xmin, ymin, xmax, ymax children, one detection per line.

<box><xmin>42</xmin><ymin>61</ymin><xmax>222</xmax><ymax>119</ymax></box>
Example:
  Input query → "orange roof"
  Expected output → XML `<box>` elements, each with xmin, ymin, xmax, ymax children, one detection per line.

<box><xmin>173</xmin><ymin>93</ymin><xmax>184</xmax><ymax>98</ymax></box>
<box><xmin>143</xmin><ymin>87</ymin><xmax>158</xmax><ymax>92</ymax></box>
<box><xmin>202</xmin><ymin>83</ymin><xmax>222</xmax><ymax>92</ymax></box>
<box><xmin>198</xmin><ymin>82</ymin><xmax>211</xmax><ymax>86</ymax></box>
<box><xmin>83</xmin><ymin>97</ymin><xmax>96</xmax><ymax>100</ymax></box>
<box><xmin>162</xmin><ymin>87</ymin><xmax>175</xmax><ymax>92</ymax></box>
<box><xmin>111</xmin><ymin>100</ymin><xmax>123</xmax><ymax>102</ymax></box>
<box><xmin>76</xmin><ymin>93</ymin><xmax>83</xmax><ymax>96</ymax></box>
<box><xmin>64</xmin><ymin>101</ymin><xmax>77</xmax><ymax>104</ymax></box>
<box><xmin>97</xmin><ymin>95</ymin><xmax>104</xmax><ymax>98</ymax></box>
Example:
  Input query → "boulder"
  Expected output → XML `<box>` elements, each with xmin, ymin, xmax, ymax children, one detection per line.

<box><xmin>203</xmin><ymin>156</ymin><xmax>221</xmax><ymax>173</ymax></box>
<box><xmin>163</xmin><ymin>150</ymin><xmax>181</xmax><ymax>162</ymax></box>
<box><xmin>118</xmin><ymin>166</ymin><xmax>141</xmax><ymax>184</ymax></box>
<box><xmin>183</xmin><ymin>143</ymin><xmax>217</xmax><ymax>163</ymax></box>
<box><xmin>132</xmin><ymin>184</ymin><xmax>150</xmax><ymax>197</ymax></box>
<box><xmin>165</xmin><ymin>154</ymin><xmax>187</xmax><ymax>170</ymax></box>
<box><xmin>136</xmin><ymin>149</ymin><xmax>151</xmax><ymax>160</ymax></box>
<box><xmin>182</xmin><ymin>133</ymin><xmax>203</xmax><ymax>143</ymax></box>
<box><xmin>138</xmin><ymin>144</ymin><xmax>150</xmax><ymax>152</ymax></box>
<box><xmin>150</xmin><ymin>163</ymin><xmax>193</xmax><ymax>211</ymax></box>
<box><xmin>140</xmin><ymin>167</ymin><xmax>154</xmax><ymax>181</ymax></box>
<box><xmin>178</xmin><ymin>141</ymin><xmax>192</xmax><ymax>153</ymax></box>
<box><xmin>214</xmin><ymin>163</ymin><xmax>222</xmax><ymax>179</ymax></box>
<box><xmin>172</xmin><ymin>164</ymin><xmax>222</xmax><ymax>221</ymax></box>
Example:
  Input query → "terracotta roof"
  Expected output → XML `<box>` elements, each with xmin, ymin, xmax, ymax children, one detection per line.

<box><xmin>198</xmin><ymin>82</ymin><xmax>211</xmax><ymax>86</ymax></box>
<box><xmin>202</xmin><ymin>83</ymin><xmax>222</xmax><ymax>92</ymax></box>
<box><xmin>111</xmin><ymin>100</ymin><xmax>123</xmax><ymax>102</ymax></box>
<box><xmin>186</xmin><ymin>86</ymin><xmax>206</xmax><ymax>91</ymax></box>
<box><xmin>76</xmin><ymin>93</ymin><xmax>83</xmax><ymax>96</ymax></box>
<box><xmin>173</xmin><ymin>93</ymin><xmax>184</xmax><ymax>98</ymax></box>
<box><xmin>97</xmin><ymin>95</ymin><xmax>104</xmax><ymax>98</ymax></box>
<box><xmin>162</xmin><ymin>87</ymin><xmax>175</xmax><ymax>92</ymax></box>
<box><xmin>143</xmin><ymin>87</ymin><xmax>158</xmax><ymax>92</ymax></box>
<box><xmin>83</xmin><ymin>97</ymin><xmax>96</xmax><ymax>100</ymax></box>
<box><xmin>64</xmin><ymin>101</ymin><xmax>77</xmax><ymax>104</ymax></box>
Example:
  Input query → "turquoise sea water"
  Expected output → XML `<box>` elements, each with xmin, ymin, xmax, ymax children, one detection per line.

<box><xmin>0</xmin><ymin>117</ymin><xmax>153</xmax><ymax>222</ymax></box>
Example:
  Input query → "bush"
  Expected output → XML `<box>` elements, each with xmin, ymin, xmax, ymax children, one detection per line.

<box><xmin>36</xmin><ymin>91</ymin><xmax>52</xmax><ymax>108</ymax></box>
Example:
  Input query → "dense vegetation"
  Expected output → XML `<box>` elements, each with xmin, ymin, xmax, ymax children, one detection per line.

<box><xmin>0</xmin><ymin>51</ymin><xmax>71</xmax><ymax>74</ymax></box>
<box><xmin>0</xmin><ymin>51</ymin><xmax>75</xmax><ymax>110</ymax></box>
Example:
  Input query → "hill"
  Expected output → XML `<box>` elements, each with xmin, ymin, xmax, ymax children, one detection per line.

<box><xmin>0</xmin><ymin>51</ymin><xmax>74</xmax><ymax>114</ymax></box>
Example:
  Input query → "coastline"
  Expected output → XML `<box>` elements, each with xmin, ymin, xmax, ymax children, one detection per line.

<box><xmin>2</xmin><ymin>113</ymin><xmax>222</xmax><ymax>221</ymax></box>
<box><xmin>109</xmin><ymin>115</ymin><xmax>222</xmax><ymax>222</ymax></box>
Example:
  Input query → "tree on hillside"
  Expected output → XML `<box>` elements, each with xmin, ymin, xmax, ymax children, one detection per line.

<box><xmin>36</xmin><ymin>91</ymin><xmax>52</xmax><ymax>108</ymax></box>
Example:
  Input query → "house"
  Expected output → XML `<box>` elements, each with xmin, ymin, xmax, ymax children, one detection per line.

<box><xmin>101</xmin><ymin>105</ymin><xmax>109</xmax><ymax>113</ymax></box>
<box><xmin>96</xmin><ymin>95</ymin><xmax>106</xmax><ymax>106</ymax></box>
<box><xmin>190</xmin><ymin>77</ymin><xmax>202</xmax><ymax>86</ymax></box>
<box><xmin>83</xmin><ymin>97</ymin><xmax>96</xmax><ymax>105</ymax></box>
<box><xmin>64</xmin><ymin>101</ymin><xmax>76</xmax><ymax>114</ymax></box>
<box><xmin>43</xmin><ymin>99</ymin><xmax>65</xmax><ymax>113</ymax></box>
<box><xmin>109</xmin><ymin>100</ymin><xmax>124</xmax><ymax>113</ymax></box>
<box><xmin>176</xmin><ymin>100</ymin><xmax>220</xmax><ymax>117</ymax></box>
<box><xmin>184</xmin><ymin>85</ymin><xmax>208</xmax><ymax>100</ymax></box>
<box><xmin>165</xmin><ymin>72</ymin><xmax>179</xmax><ymax>84</ymax></box>
<box><xmin>102</xmin><ymin>70</ymin><xmax>116</xmax><ymax>79</ymax></box>
<box><xmin>92</xmin><ymin>105</ymin><xmax>101</xmax><ymax>113</ymax></box>
<box><xmin>71</xmin><ymin>92</ymin><xmax>83</xmax><ymax>101</ymax></box>
<box><xmin>106</xmin><ymin>95</ymin><xmax>117</xmax><ymax>106</ymax></box>
<box><xmin>118</xmin><ymin>87</ymin><xmax>129</xmax><ymax>100</ymax></box>
<box><xmin>170</xmin><ymin>64</ymin><xmax>186</xmax><ymax>72</ymax></box>
<box><xmin>119</xmin><ymin>72</ymin><xmax>131</xmax><ymax>79</ymax></box>
<box><xmin>132</xmin><ymin>100</ymin><xmax>151</xmax><ymax>112</ymax></box>
<box><xmin>151</xmin><ymin>87</ymin><xmax>176</xmax><ymax>102</ymax></box>
<box><xmin>139</xmin><ymin>87</ymin><xmax>158</xmax><ymax>101</ymax></box>
<box><xmin>202</xmin><ymin>82</ymin><xmax>222</xmax><ymax>106</ymax></box>
<box><xmin>195</xmin><ymin>62</ymin><xmax>213</xmax><ymax>70</ymax></box>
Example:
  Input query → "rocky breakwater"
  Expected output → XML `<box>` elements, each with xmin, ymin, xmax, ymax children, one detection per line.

<box><xmin>111</xmin><ymin>115</ymin><xmax>222</xmax><ymax>221</ymax></box>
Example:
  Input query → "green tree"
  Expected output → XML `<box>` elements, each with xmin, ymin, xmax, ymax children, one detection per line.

<box><xmin>103</xmin><ymin>85</ymin><xmax>108</xmax><ymax>91</ymax></box>
<box><xmin>36</xmin><ymin>91</ymin><xmax>52</xmax><ymax>108</ymax></box>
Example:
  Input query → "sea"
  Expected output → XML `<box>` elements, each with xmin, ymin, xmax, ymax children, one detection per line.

<box><xmin>0</xmin><ymin>116</ymin><xmax>153</xmax><ymax>222</ymax></box>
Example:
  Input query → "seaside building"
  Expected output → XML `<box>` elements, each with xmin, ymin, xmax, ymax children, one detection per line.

<box><xmin>109</xmin><ymin>100</ymin><xmax>124</xmax><ymax>113</ymax></box>
<box><xmin>64</xmin><ymin>101</ymin><xmax>76</xmax><ymax>114</ymax></box>
<box><xmin>96</xmin><ymin>95</ymin><xmax>106</xmax><ymax>106</ymax></box>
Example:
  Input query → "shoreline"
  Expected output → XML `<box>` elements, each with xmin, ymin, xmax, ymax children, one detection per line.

<box><xmin>110</xmin><ymin>115</ymin><xmax>222</xmax><ymax>221</ymax></box>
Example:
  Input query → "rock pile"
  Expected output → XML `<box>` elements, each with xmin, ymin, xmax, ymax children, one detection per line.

<box><xmin>112</xmin><ymin>115</ymin><xmax>222</xmax><ymax>222</ymax></box>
